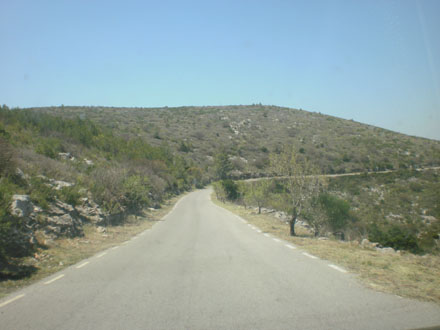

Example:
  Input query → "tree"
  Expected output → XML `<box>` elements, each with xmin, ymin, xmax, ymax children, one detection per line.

<box><xmin>305</xmin><ymin>195</ymin><xmax>328</xmax><ymax>237</ymax></box>
<box><xmin>246</xmin><ymin>179</ymin><xmax>271</xmax><ymax>214</ymax></box>
<box><xmin>0</xmin><ymin>137</ymin><xmax>14</xmax><ymax>177</ymax></box>
<box><xmin>318</xmin><ymin>193</ymin><xmax>351</xmax><ymax>234</ymax></box>
<box><xmin>213</xmin><ymin>181</ymin><xmax>227</xmax><ymax>202</ymax></box>
<box><xmin>214</xmin><ymin>151</ymin><xmax>233</xmax><ymax>180</ymax></box>
<box><xmin>270</xmin><ymin>145</ymin><xmax>326</xmax><ymax>236</ymax></box>
<box><xmin>305</xmin><ymin>193</ymin><xmax>351</xmax><ymax>238</ymax></box>
<box><xmin>221</xmin><ymin>179</ymin><xmax>239</xmax><ymax>201</ymax></box>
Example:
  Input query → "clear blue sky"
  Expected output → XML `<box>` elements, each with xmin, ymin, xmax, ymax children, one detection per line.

<box><xmin>1</xmin><ymin>0</ymin><xmax>439</xmax><ymax>140</ymax></box>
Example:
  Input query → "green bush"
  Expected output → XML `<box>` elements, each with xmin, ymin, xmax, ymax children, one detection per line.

<box><xmin>368</xmin><ymin>223</ymin><xmax>419</xmax><ymax>253</ymax></box>
<box><xmin>318</xmin><ymin>193</ymin><xmax>351</xmax><ymax>233</ymax></box>
<box><xmin>221</xmin><ymin>179</ymin><xmax>239</xmax><ymax>201</ymax></box>
<box><xmin>122</xmin><ymin>175</ymin><xmax>151</xmax><ymax>210</ymax></box>
<box><xmin>57</xmin><ymin>186</ymin><xmax>82</xmax><ymax>206</ymax></box>
<box><xmin>28</xmin><ymin>177</ymin><xmax>56</xmax><ymax>209</ymax></box>
<box><xmin>35</xmin><ymin>138</ymin><xmax>63</xmax><ymax>159</ymax></box>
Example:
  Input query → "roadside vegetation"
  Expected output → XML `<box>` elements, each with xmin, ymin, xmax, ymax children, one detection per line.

<box><xmin>1</xmin><ymin>103</ymin><xmax>439</xmax><ymax>300</ymax></box>
<box><xmin>211</xmin><ymin>194</ymin><xmax>440</xmax><ymax>304</ymax></box>
<box><xmin>0</xmin><ymin>195</ymin><xmax>183</xmax><ymax>299</ymax></box>
<box><xmin>26</xmin><ymin>105</ymin><xmax>440</xmax><ymax>178</ymax></box>
<box><xmin>0</xmin><ymin>105</ymin><xmax>205</xmax><ymax>277</ymax></box>
<box><xmin>213</xmin><ymin>146</ymin><xmax>440</xmax><ymax>255</ymax></box>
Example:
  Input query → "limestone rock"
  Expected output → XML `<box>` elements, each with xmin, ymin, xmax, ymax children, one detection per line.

<box><xmin>10</xmin><ymin>195</ymin><xmax>34</xmax><ymax>218</ymax></box>
<box><xmin>75</xmin><ymin>197</ymin><xmax>107</xmax><ymax>225</ymax></box>
<box><xmin>376</xmin><ymin>247</ymin><xmax>396</xmax><ymax>254</ymax></box>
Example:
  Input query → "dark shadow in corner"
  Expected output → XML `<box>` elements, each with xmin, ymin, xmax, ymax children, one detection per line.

<box><xmin>0</xmin><ymin>262</ymin><xmax>38</xmax><ymax>281</ymax></box>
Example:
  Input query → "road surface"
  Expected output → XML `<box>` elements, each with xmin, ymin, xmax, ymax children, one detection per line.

<box><xmin>1</xmin><ymin>189</ymin><xmax>440</xmax><ymax>330</ymax></box>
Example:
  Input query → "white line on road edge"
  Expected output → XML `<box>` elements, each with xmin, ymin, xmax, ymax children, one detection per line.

<box><xmin>273</xmin><ymin>238</ymin><xmax>281</xmax><ymax>243</ymax></box>
<box><xmin>111</xmin><ymin>246</ymin><xmax>119</xmax><ymax>250</ymax></box>
<box><xmin>0</xmin><ymin>294</ymin><xmax>25</xmax><ymax>308</ymax></box>
<box><xmin>328</xmin><ymin>264</ymin><xmax>347</xmax><ymax>273</ymax></box>
<box><xmin>44</xmin><ymin>274</ymin><xmax>65</xmax><ymax>285</ymax></box>
<box><xmin>263</xmin><ymin>233</ymin><xmax>271</xmax><ymax>238</ymax></box>
<box><xmin>76</xmin><ymin>261</ymin><xmax>89</xmax><ymax>269</ymax></box>
<box><xmin>97</xmin><ymin>252</ymin><xmax>107</xmax><ymax>258</ymax></box>
<box><xmin>256</xmin><ymin>229</ymin><xmax>262</xmax><ymax>233</ymax></box>
<box><xmin>302</xmin><ymin>252</ymin><xmax>318</xmax><ymax>259</ymax></box>
<box><xmin>285</xmin><ymin>244</ymin><xmax>296</xmax><ymax>249</ymax></box>
<box><xmin>131</xmin><ymin>236</ymin><xmax>138</xmax><ymax>240</ymax></box>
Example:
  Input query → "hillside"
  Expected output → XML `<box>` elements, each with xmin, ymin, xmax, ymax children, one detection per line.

<box><xmin>28</xmin><ymin>105</ymin><xmax>440</xmax><ymax>177</ymax></box>
<box><xmin>1</xmin><ymin>104</ymin><xmax>439</xmax><ymax>275</ymax></box>
<box><xmin>0</xmin><ymin>105</ymin><xmax>202</xmax><ymax>275</ymax></box>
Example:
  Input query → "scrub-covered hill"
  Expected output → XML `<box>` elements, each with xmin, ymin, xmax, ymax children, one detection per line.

<box><xmin>29</xmin><ymin>105</ymin><xmax>440</xmax><ymax>178</ymax></box>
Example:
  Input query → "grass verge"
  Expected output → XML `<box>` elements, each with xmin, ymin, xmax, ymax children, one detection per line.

<box><xmin>0</xmin><ymin>193</ymin><xmax>186</xmax><ymax>299</ymax></box>
<box><xmin>212</xmin><ymin>193</ymin><xmax>440</xmax><ymax>305</ymax></box>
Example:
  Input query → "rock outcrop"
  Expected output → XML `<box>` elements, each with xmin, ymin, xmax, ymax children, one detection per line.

<box><xmin>10</xmin><ymin>195</ymin><xmax>34</xmax><ymax>218</ymax></box>
<box><xmin>45</xmin><ymin>200</ymin><xmax>84</xmax><ymax>238</ymax></box>
<box><xmin>7</xmin><ymin>195</ymin><xmax>39</xmax><ymax>256</ymax></box>
<box><xmin>75</xmin><ymin>197</ymin><xmax>107</xmax><ymax>225</ymax></box>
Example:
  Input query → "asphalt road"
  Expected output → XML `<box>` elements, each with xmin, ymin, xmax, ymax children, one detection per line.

<box><xmin>1</xmin><ymin>189</ymin><xmax>440</xmax><ymax>330</ymax></box>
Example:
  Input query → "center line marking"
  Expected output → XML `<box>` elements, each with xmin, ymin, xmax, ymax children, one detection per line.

<box><xmin>44</xmin><ymin>274</ymin><xmax>65</xmax><ymax>285</ymax></box>
<box><xmin>0</xmin><ymin>294</ymin><xmax>25</xmax><ymax>308</ymax></box>
<box><xmin>303</xmin><ymin>252</ymin><xmax>318</xmax><ymax>259</ymax></box>
<box><xmin>76</xmin><ymin>261</ymin><xmax>89</xmax><ymax>269</ymax></box>
<box><xmin>273</xmin><ymin>238</ymin><xmax>281</xmax><ymax>243</ymax></box>
<box><xmin>285</xmin><ymin>244</ymin><xmax>296</xmax><ymax>249</ymax></box>
<box><xmin>329</xmin><ymin>264</ymin><xmax>347</xmax><ymax>273</ymax></box>
<box><xmin>97</xmin><ymin>252</ymin><xmax>107</xmax><ymax>258</ymax></box>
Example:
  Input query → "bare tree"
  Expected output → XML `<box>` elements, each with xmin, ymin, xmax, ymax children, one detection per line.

<box><xmin>270</xmin><ymin>145</ymin><xmax>326</xmax><ymax>236</ymax></box>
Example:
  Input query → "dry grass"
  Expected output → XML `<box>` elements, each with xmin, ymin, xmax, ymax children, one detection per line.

<box><xmin>0</xmin><ymin>194</ymin><xmax>184</xmax><ymax>299</ymax></box>
<box><xmin>212</xmin><ymin>194</ymin><xmax>440</xmax><ymax>305</ymax></box>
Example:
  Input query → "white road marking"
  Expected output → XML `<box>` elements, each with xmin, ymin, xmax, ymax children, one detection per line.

<box><xmin>111</xmin><ymin>246</ymin><xmax>119</xmax><ymax>250</ymax></box>
<box><xmin>247</xmin><ymin>224</ymin><xmax>252</xmax><ymax>227</ymax></box>
<box><xmin>122</xmin><ymin>241</ymin><xmax>129</xmax><ymax>245</ymax></box>
<box><xmin>256</xmin><ymin>229</ymin><xmax>262</xmax><ymax>233</ymax></box>
<box><xmin>76</xmin><ymin>261</ymin><xmax>89</xmax><ymax>269</ymax></box>
<box><xmin>0</xmin><ymin>294</ymin><xmax>25</xmax><ymax>308</ymax></box>
<box><xmin>263</xmin><ymin>233</ymin><xmax>271</xmax><ymax>238</ymax></box>
<box><xmin>328</xmin><ymin>264</ymin><xmax>347</xmax><ymax>273</ymax></box>
<box><xmin>96</xmin><ymin>252</ymin><xmax>107</xmax><ymax>258</ymax></box>
<box><xmin>285</xmin><ymin>244</ymin><xmax>296</xmax><ymax>249</ymax></box>
<box><xmin>273</xmin><ymin>238</ymin><xmax>281</xmax><ymax>243</ymax></box>
<box><xmin>302</xmin><ymin>252</ymin><xmax>318</xmax><ymax>259</ymax></box>
<box><xmin>44</xmin><ymin>274</ymin><xmax>65</xmax><ymax>285</ymax></box>
<box><xmin>131</xmin><ymin>236</ymin><xmax>138</xmax><ymax>240</ymax></box>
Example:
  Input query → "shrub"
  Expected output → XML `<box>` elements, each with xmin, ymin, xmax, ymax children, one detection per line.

<box><xmin>368</xmin><ymin>223</ymin><xmax>419</xmax><ymax>253</ymax></box>
<box><xmin>318</xmin><ymin>193</ymin><xmax>352</xmax><ymax>233</ymax></box>
<box><xmin>28</xmin><ymin>177</ymin><xmax>56</xmax><ymax>209</ymax></box>
<box><xmin>0</xmin><ymin>137</ymin><xmax>15</xmax><ymax>177</ymax></box>
<box><xmin>122</xmin><ymin>175</ymin><xmax>151</xmax><ymax>210</ymax></box>
<box><xmin>57</xmin><ymin>186</ymin><xmax>82</xmax><ymax>206</ymax></box>
<box><xmin>221</xmin><ymin>179</ymin><xmax>239</xmax><ymax>201</ymax></box>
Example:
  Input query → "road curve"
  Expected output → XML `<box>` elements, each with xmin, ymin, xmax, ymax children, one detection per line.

<box><xmin>1</xmin><ymin>189</ymin><xmax>440</xmax><ymax>330</ymax></box>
